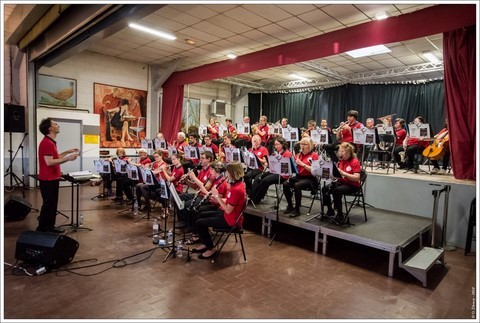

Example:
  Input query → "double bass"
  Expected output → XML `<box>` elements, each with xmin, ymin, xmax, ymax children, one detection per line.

<box><xmin>422</xmin><ymin>130</ymin><xmax>449</xmax><ymax>160</ymax></box>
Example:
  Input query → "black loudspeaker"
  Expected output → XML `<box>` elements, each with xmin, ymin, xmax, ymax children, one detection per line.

<box><xmin>4</xmin><ymin>195</ymin><xmax>32</xmax><ymax>221</ymax></box>
<box><xmin>4</xmin><ymin>104</ymin><xmax>26</xmax><ymax>133</ymax></box>
<box><xmin>15</xmin><ymin>230</ymin><xmax>79</xmax><ymax>269</ymax></box>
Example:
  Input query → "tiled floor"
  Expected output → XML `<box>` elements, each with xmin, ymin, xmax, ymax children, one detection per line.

<box><xmin>2</xmin><ymin>184</ymin><xmax>477</xmax><ymax>320</ymax></box>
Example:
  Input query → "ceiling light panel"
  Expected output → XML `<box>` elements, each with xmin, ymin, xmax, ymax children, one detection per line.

<box><xmin>129</xmin><ymin>23</ymin><xmax>176</xmax><ymax>40</ymax></box>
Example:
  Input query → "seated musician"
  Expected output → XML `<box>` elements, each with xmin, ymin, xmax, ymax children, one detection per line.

<box><xmin>250</xmin><ymin>137</ymin><xmax>293</xmax><ymax>204</ymax></box>
<box><xmin>218</xmin><ymin>133</ymin><xmax>236</xmax><ymax>162</ymax></box>
<box><xmin>360</xmin><ymin>118</ymin><xmax>375</xmax><ymax>162</ymax></box>
<box><xmin>184</xmin><ymin>161</ymin><xmax>228</xmax><ymax>245</ymax></box>
<box><xmin>173</xmin><ymin>132</ymin><xmax>187</xmax><ymax>157</ymax></box>
<box><xmin>393</xmin><ymin>116</ymin><xmax>429</xmax><ymax>171</ymax></box>
<box><xmin>193</xmin><ymin>162</ymin><xmax>247</xmax><ymax>259</ymax></box>
<box><xmin>301</xmin><ymin>120</ymin><xmax>317</xmax><ymax>138</ymax></box>
<box><xmin>225</xmin><ymin>118</ymin><xmax>237</xmax><ymax>137</ymax></box>
<box><xmin>106</xmin><ymin>99</ymin><xmax>133</xmax><ymax>146</ymax></box>
<box><xmin>393</xmin><ymin>118</ymin><xmax>407</xmax><ymax>147</ymax></box>
<box><xmin>429</xmin><ymin>120</ymin><xmax>450</xmax><ymax>175</ymax></box>
<box><xmin>202</xmin><ymin>134</ymin><xmax>219</xmax><ymax>160</ymax></box>
<box><xmin>154</xmin><ymin>132</ymin><xmax>170</xmax><ymax>160</ymax></box>
<box><xmin>182</xmin><ymin>133</ymin><xmax>201</xmax><ymax>170</ymax></box>
<box><xmin>206</xmin><ymin>117</ymin><xmax>220</xmax><ymax>146</ymax></box>
<box><xmin>244</xmin><ymin>135</ymin><xmax>269</xmax><ymax>196</ymax></box>
<box><xmin>322</xmin><ymin>142</ymin><xmax>361</xmax><ymax>225</ymax></box>
<box><xmin>176</xmin><ymin>151</ymin><xmax>214</xmax><ymax>228</ymax></box>
<box><xmin>255</xmin><ymin>115</ymin><xmax>270</xmax><ymax>146</ymax></box>
<box><xmin>235</xmin><ymin>116</ymin><xmax>252</xmax><ymax>149</ymax></box>
<box><xmin>135</xmin><ymin>150</ymin><xmax>167</xmax><ymax>213</ymax></box>
<box><xmin>111</xmin><ymin>147</ymin><xmax>135</xmax><ymax>204</ymax></box>
<box><xmin>283</xmin><ymin>137</ymin><xmax>319</xmax><ymax>218</ymax></box>
<box><xmin>281</xmin><ymin>118</ymin><xmax>291</xmax><ymax>130</ymax></box>
<box><xmin>325</xmin><ymin>109</ymin><xmax>363</xmax><ymax>162</ymax></box>
<box><xmin>159</xmin><ymin>153</ymin><xmax>185</xmax><ymax>217</ymax></box>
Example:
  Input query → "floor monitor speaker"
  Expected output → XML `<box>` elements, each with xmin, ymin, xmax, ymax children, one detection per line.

<box><xmin>15</xmin><ymin>230</ymin><xmax>79</xmax><ymax>269</ymax></box>
<box><xmin>5</xmin><ymin>195</ymin><xmax>32</xmax><ymax>221</ymax></box>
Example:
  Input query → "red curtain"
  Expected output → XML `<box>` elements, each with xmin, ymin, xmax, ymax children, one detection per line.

<box><xmin>160</xmin><ymin>85</ymin><xmax>184</xmax><ymax>144</ymax></box>
<box><xmin>443</xmin><ymin>26</ymin><xmax>476</xmax><ymax>180</ymax></box>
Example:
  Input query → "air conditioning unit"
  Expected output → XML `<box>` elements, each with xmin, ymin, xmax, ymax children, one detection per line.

<box><xmin>210</xmin><ymin>100</ymin><xmax>226</xmax><ymax>116</ymax></box>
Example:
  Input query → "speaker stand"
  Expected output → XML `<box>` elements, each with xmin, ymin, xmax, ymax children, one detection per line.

<box><xmin>4</xmin><ymin>132</ymin><xmax>27</xmax><ymax>197</ymax></box>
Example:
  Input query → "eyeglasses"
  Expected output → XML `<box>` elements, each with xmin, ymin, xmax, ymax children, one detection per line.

<box><xmin>300</xmin><ymin>143</ymin><xmax>309</xmax><ymax>145</ymax></box>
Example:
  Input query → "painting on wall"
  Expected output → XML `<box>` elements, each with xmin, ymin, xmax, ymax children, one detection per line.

<box><xmin>37</xmin><ymin>74</ymin><xmax>77</xmax><ymax>108</ymax></box>
<box><xmin>93</xmin><ymin>83</ymin><xmax>147</xmax><ymax>148</ymax></box>
<box><xmin>181</xmin><ymin>97</ymin><xmax>200</xmax><ymax>135</ymax></box>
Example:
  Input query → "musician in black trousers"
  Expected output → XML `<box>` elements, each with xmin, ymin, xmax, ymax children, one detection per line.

<box><xmin>37</xmin><ymin>118</ymin><xmax>79</xmax><ymax>233</ymax></box>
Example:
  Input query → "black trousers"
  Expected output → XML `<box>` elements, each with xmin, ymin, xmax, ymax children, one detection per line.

<box><xmin>37</xmin><ymin>179</ymin><xmax>60</xmax><ymax>231</ymax></box>
<box><xmin>282</xmin><ymin>175</ymin><xmax>317</xmax><ymax>210</ymax></box>
<box><xmin>250</xmin><ymin>172</ymin><xmax>286</xmax><ymax>204</ymax></box>
<box><xmin>322</xmin><ymin>182</ymin><xmax>359</xmax><ymax>213</ymax></box>
<box><xmin>195</xmin><ymin>212</ymin><xmax>229</xmax><ymax>250</ymax></box>
<box><xmin>244</xmin><ymin>169</ymin><xmax>262</xmax><ymax>196</ymax></box>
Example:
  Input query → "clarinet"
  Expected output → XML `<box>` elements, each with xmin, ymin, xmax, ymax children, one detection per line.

<box><xmin>192</xmin><ymin>177</ymin><xmax>226</xmax><ymax>212</ymax></box>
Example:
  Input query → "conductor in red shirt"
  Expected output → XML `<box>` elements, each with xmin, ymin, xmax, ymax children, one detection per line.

<box><xmin>37</xmin><ymin>118</ymin><xmax>79</xmax><ymax>233</ymax></box>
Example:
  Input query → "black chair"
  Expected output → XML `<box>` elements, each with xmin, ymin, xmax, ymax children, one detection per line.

<box><xmin>367</xmin><ymin>134</ymin><xmax>396</xmax><ymax>174</ymax></box>
<box><xmin>211</xmin><ymin>200</ymin><xmax>248</xmax><ymax>263</ymax></box>
<box><xmin>342</xmin><ymin>169</ymin><xmax>368</xmax><ymax>226</ymax></box>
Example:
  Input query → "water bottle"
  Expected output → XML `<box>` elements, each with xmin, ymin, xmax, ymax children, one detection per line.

<box><xmin>152</xmin><ymin>218</ymin><xmax>159</xmax><ymax>236</ymax></box>
<box><xmin>177</xmin><ymin>240</ymin><xmax>183</xmax><ymax>257</ymax></box>
<box><xmin>167</xmin><ymin>229</ymin><xmax>173</xmax><ymax>245</ymax></box>
<box><xmin>133</xmin><ymin>200</ymin><xmax>139</xmax><ymax>216</ymax></box>
<box><xmin>79</xmin><ymin>214</ymin><xmax>84</xmax><ymax>227</ymax></box>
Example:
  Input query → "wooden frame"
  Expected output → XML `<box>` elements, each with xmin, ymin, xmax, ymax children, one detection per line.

<box><xmin>37</xmin><ymin>74</ymin><xmax>77</xmax><ymax>108</ymax></box>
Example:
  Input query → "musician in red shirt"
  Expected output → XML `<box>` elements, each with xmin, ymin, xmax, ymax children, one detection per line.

<box><xmin>206</xmin><ymin>117</ymin><xmax>221</xmax><ymax>146</ymax></box>
<box><xmin>255</xmin><ymin>115</ymin><xmax>270</xmax><ymax>145</ymax></box>
<box><xmin>37</xmin><ymin>118</ymin><xmax>79</xmax><ymax>233</ymax></box>
<box><xmin>250</xmin><ymin>137</ymin><xmax>293</xmax><ymax>204</ymax></box>
<box><xmin>322</xmin><ymin>142</ymin><xmax>361</xmax><ymax>225</ymax></box>
<box><xmin>193</xmin><ymin>162</ymin><xmax>247</xmax><ymax>259</ymax></box>
<box><xmin>244</xmin><ymin>135</ymin><xmax>269</xmax><ymax>196</ymax></box>
<box><xmin>173</xmin><ymin>132</ymin><xmax>187</xmax><ymax>156</ymax></box>
<box><xmin>202</xmin><ymin>134</ymin><xmax>219</xmax><ymax>160</ymax></box>
<box><xmin>325</xmin><ymin>110</ymin><xmax>363</xmax><ymax>162</ymax></box>
<box><xmin>394</xmin><ymin>116</ymin><xmax>430</xmax><ymax>171</ymax></box>
<box><xmin>136</xmin><ymin>150</ymin><xmax>167</xmax><ymax>213</ymax></box>
<box><xmin>283</xmin><ymin>137</ymin><xmax>319</xmax><ymax>217</ymax></box>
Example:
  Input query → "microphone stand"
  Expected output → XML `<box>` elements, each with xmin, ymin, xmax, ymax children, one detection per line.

<box><xmin>268</xmin><ymin>172</ymin><xmax>283</xmax><ymax>246</ymax></box>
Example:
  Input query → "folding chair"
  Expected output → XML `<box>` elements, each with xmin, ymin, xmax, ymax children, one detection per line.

<box><xmin>211</xmin><ymin>200</ymin><xmax>248</xmax><ymax>263</ymax></box>
<box><xmin>342</xmin><ymin>169</ymin><xmax>368</xmax><ymax>226</ymax></box>
<box><xmin>367</xmin><ymin>134</ymin><xmax>396</xmax><ymax>174</ymax></box>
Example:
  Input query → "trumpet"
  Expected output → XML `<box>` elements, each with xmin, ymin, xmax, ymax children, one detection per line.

<box><xmin>332</xmin><ymin>121</ymin><xmax>348</xmax><ymax>135</ymax></box>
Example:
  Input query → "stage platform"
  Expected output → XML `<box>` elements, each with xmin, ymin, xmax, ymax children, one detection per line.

<box><xmin>244</xmin><ymin>165</ymin><xmax>476</xmax><ymax>277</ymax></box>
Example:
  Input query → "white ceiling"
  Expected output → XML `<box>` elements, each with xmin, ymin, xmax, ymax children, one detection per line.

<box><xmin>4</xmin><ymin>3</ymin><xmax>445</xmax><ymax>90</ymax></box>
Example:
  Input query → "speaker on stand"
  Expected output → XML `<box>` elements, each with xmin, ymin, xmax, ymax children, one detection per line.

<box><xmin>4</xmin><ymin>195</ymin><xmax>33</xmax><ymax>221</ymax></box>
<box><xmin>4</xmin><ymin>104</ymin><xmax>27</xmax><ymax>197</ymax></box>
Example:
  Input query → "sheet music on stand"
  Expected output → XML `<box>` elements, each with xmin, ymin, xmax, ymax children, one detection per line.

<box><xmin>169</xmin><ymin>182</ymin><xmax>184</xmax><ymax>210</ymax></box>
<box><xmin>154</xmin><ymin>138</ymin><xmax>167</xmax><ymax>150</ymax></box>
<box><xmin>376</xmin><ymin>125</ymin><xmax>395</xmax><ymax>135</ymax></box>
<box><xmin>247</xmin><ymin>152</ymin><xmax>261</xmax><ymax>170</ymax></box>
<box><xmin>141</xmin><ymin>139</ymin><xmax>154</xmax><ymax>154</ymax></box>
<box><xmin>141</xmin><ymin>168</ymin><xmax>155</xmax><ymax>185</ymax></box>
<box><xmin>267</xmin><ymin>155</ymin><xmax>296</xmax><ymax>177</ymax></box>
<box><xmin>198</xmin><ymin>146</ymin><xmax>213</xmax><ymax>155</ymax></box>
<box><xmin>282</xmin><ymin>128</ymin><xmax>299</xmax><ymax>142</ymax></box>
<box><xmin>218</xmin><ymin>124</ymin><xmax>227</xmax><ymax>137</ymax></box>
<box><xmin>353</xmin><ymin>127</ymin><xmax>376</xmax><ymax>146</ymax></box>
<box><xmin>184</xmin><ymin>145</ymin><xmax>199</xmax><ymax>160</ymax></box>
<box><xmin>225</xmin><ymin>147</ymin><xmax>241</xmax><ymax>163</ymax></box>
<box><xmin>167</xmin><ymin>145</ymin><xmax>177</xmax><ymax>157</ymax></box>
<box><xmin>198</xmin><ymin>125</ymin><xmax>208</xmax><ymax>137</ymax></box>
<box><xmin>311</xmin><ymin>159</ymin><xmax>340</xmax><ymax>180</ymax></box>
<box><xmin>114</xmin><ymin>159</ymin><xmax>127</xmax><ymax>174</ymax></box>
<box><xmin>158</xmin><ymin>179</ymin><xmax>168</xmax><ymax>199</ymax></box>
<box><xmin>127</xmin><ymin>164</ymin><xmax>139</xmax><ymax>180</ymax></box>
<box><xmin>310</xmin><ymin>129</ymin><xmax>330</xmax><ymax>145</ymax></box>
<box><xmin>408</xmin><ymin>123</ymin><xmax>431</xmax><ymax>139</ymax></box>
<box><xmin>236</xmin><ymin>123</ymin><xmax>250</xmax><ymax>135</ymax></box>
<box><xmin>94</xmin><ymin>160</ymin><xmax>111</xmax><ymax>174</ymax></box>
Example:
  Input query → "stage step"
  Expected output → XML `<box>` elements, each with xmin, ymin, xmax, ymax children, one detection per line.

<box><xmin>401</xmin><ymin>247</ymin><xmax>444</xmax><ymax>287</ymax></box>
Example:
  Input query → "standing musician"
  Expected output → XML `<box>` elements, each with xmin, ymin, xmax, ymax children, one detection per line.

<box><xmin>206</xmin><ymin>117</ymin><xmax>220</xmax><ymax>146</ymax></box>
<box><xmin>427</xmin><ymin>119</ymin><xmax>450</xmax><ymax>175</ymax></box>
<box><xmin>250</xmin><ymin>137</ymin><xmax>293</xmax><ymax>204</ymax></box>
<box><xmin>184</xmin><ymin>161</ymin><xmax>228</xmax><ymax>245</ymax></box>
<box><xmin>394</xmin><ymin>116</ymin><xmax>429</xmax><ymax>171</ymax></box>
<box><xmin>322</xmin><ymin>142</ymin><xmax>361</xmax><ymax>225</ymax></box>
<box><xmin>282</xmin><ymin>137</ymin><xmax>319</xmax><ymax>218</ymax></box>
<box><xmin>173</xmin><ymin>132</ymin><xmax>188</xmax><ymax>157</ymax></box>
<box><xmin>135</xmin><ymin>150</ymin><xmax>167</xmax><ymax>213</ymax></box>
<box><xmin>193</xmin><ymin>162</ymin><xmax>247</xmax><ymax>260</ymax></box>
<box><xmin>325</xmin><ymin>109</ymin><xmax>363</xmax><ymax>162</ymax></box>
<box><xmin>244</xmin><ymin>135</ymin><xmax>269</xmax><ymax>196</ymax></box>
<box><xmin>218</xmin><ymin>133</ymin><xmax>236</xmax><ymax>162</ymax></box>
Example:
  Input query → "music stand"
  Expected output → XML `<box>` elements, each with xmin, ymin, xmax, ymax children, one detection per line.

<box><xmin>91</xmin><ymin>159</ymin><xmax>113</xmax><ymax>200</ymax></box>
<box><xmin>268</xmin><ymin>156</ymin><xmax>296</xmax><ymax>245</ymax></box>
<box><xmin>135</xmin><ymin>170</ymin><xmax>164</xmax><ymax>223</ymax></box>
<box><xmin>117</xmin><ymin>164</ymin><xmax>138</xmax><ymax>216</ymax></box>
<box><xmin>28</xmin><ymin>174</ymin><xmax>67</xmax><ymax>219</ymax></box>
<box><xmin>162</xmin><ymin>182</ymin><xmax>184</xmax><ymax>262</ymax></box>
<box><xmin>58</xmin><ymin>174</ymin><xmax>93</xmax><ymax>234</ymax></box>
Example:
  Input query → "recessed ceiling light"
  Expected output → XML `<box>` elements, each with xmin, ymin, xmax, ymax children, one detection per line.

<box><xmin>375</xmin><ymin>12</ymin><xmax>389</xmax><ymax>20</ymax></box>
<box><xmin>346</xmin><ymin>45</ymin><xmax>391</xmax><ymax>58</ymax></box>
<box><xmin>289</xmin><ymin>73</ymin><xmax>309</xmax><ymax>81</ymax></box>
<box><xmin>186</xmin><ymin>39</ymin><xmax>196</xmax><ymax>45</ymax></box>
<box><xmin>128</xmin><ymin>23</ymin><xmax>176</xmax><ymax>40</ymax></box>
<box><xmin>423</xmin><ymin>51</ymin><xmax>440</xmax><ymax>63</ymax></box>
<box><xmin>226</xmin><ymin>53</ymin><xmax>237</xmax><ymax>59</ymax></box>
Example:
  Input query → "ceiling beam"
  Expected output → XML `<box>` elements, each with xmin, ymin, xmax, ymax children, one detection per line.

<box><xmin>164</xmin><ymin>4</ymin><xmax>476</xmax><ymax>87</ymax></box>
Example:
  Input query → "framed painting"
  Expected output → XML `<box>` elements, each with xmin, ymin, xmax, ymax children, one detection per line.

<box><xmin>37</xmin><ymin>74</ymin><xmax>77</xmax><ymax>108</ymax></box>
<box><xmin>93</xmin><ymin>83</ymin><xmax>147</xmax><ymax>148</ymax></box>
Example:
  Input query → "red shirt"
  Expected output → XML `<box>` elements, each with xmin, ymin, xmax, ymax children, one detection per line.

<box><xmin>341</xmin><ymin>121</ymin><xmax>363</xmax><ymax>143</ymax></box>
<box><xmin>174</xmin><ymin>139</ymin><xmax>187</xmax><ymax>154</ymax></box>
<box><xmin>249</xmin><ymin>146</ymin><xmax>269</xmax><ymax>171</ymax></box>
<box><xmin>257</xmin><ymin>124</ymin><xmax>269</xmax><ymax>143</ymax></box>
<box><xmin>295</xmin><ymin>151</ymin><xmax>319</xmax><ymax>176</ymax></box>
<box><xmin>209</xmin><ymin>175</ymin><xmax>227</xmax><ymax>206</ymax></box>
<box><xmin>227</xmin><ymin>124</ymin><xmax>236</xmax><ymax>134</ymax></box>
<box><xmin>395</xmin><ymin>128</ymin><xmax>407</xmax><ymax>146</ymax></box>
<box><xmin>338</xmin><ymin>157</ymin><xmax>361</xmax><ymax>187</ymax></box>
<box><xmin>224</xmin><ymin>180</ymin><xmax>246</xmax><ymax>227</ymax></box>
<box><xmin>172</xmin><ymin>165</ymin><xmax>184</xmax><ymax>193</ymax></box>
<box><xmin>185</xmin><ymin>142</ymin><xmax>201</xmax><ymax>164</ymax></box>
<box><xmin>204</xmin><ymin>143</ymin><xmax>219</xmax><ymax>154</ymax></box>
<box><xmin>197</xmin><ymin>166</ymin><xmax>211</xmax><ymax>185</ymax></box>
<box><xmin>38</xmin><ymin>136</ymin><xmax>61</xmax><ymax>181</ymax></box>
<box><xmin>153</xmin><ymin>160</ymin><xmax>167</xmax><ymax>181</ymax></box>
<box><xmin>207</xmin><ymin>125</ymin><xmax>219</xmax><ymax>139</ymax></box>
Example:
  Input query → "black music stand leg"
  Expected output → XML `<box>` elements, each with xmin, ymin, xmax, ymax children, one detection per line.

<box><xmin>59</xmin><ymin>182</ymin><xmax>92</xmax><ymax>234</ymax></box>
<box><xmin>307</xmin><ymin>181</ymin><xmax>326</xmax><ymax>222</ymax></box>
<box><xmin>269</xmin><ymin>175</ymin><xmax>282</xmax><ymax>246</ymax></box>
<box><xmin>163</xmin><ymin>202</ymin><xmax>177</xmax><ymax>262</ymax></box>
